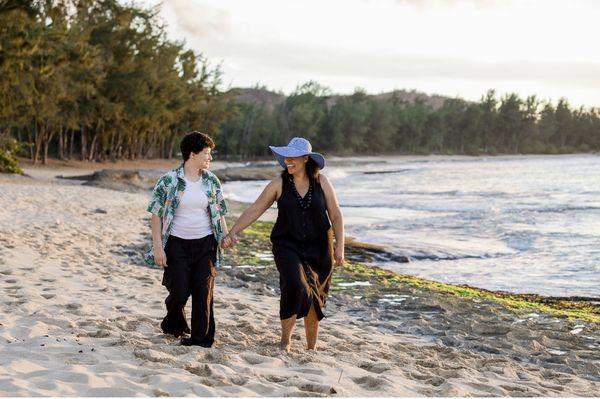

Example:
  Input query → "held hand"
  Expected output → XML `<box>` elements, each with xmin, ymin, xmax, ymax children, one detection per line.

<box><xmin>221</xmin><ymin>235</ymin><xmax>232</xmax><ymax>249</ymax></box>
<box><xmin>334</xmin><ymin>244</ymin><xmax>345</xmax><ymax>266</ymax></box>
<box><xmin>230</xmin><ymin>232</ymin><xmax>239</xmax><ymax>246</ymax></box>
<box><xmin>154</xmin><ymin>247</ymin><xmax>168</xmax><ymax>268</ymax></box>
<box><xmin>221</xmin><ymin>232</ymin><xmax>238</xmax><ymax>249</ymax></box>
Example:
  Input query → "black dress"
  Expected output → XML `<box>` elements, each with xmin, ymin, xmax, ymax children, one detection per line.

<box><xmin>270</xmin><ymin>171</ymin><xmax>334</xmax><ymax>321</ymax></box>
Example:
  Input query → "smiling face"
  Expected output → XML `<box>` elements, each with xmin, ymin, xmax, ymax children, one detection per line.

<box><xmin>188</xmin><ymin>146</ymin><xmax>213</xmax><ymax>170</ymax></box>
<box><xmin>283</xmin><ymin>155</ymin><xmax>308</xmax><ymax>175</ymax></box>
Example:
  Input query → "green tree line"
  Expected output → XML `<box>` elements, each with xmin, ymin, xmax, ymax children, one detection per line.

<box><xmin>1</xmin><ymin>0</ymin><xmax>227</xmax><ymax>167</ymax></box>
<box><xmin>2</xmin><ymin>1</ymin><xmax>600</xmax><ymax>173</ymax></box>
<box><xmin>219</xmin><ymin>83</ymin><xmax>600</xmax><ymax>158</ymax></box>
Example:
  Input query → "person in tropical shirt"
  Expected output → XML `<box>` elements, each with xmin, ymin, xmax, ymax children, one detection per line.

<box><xmin>145</xmin><ymin>131</ymin><xmax>229</xmax><ymax>347</ymax></box>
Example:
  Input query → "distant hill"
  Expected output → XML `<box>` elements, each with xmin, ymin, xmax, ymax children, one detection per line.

<box><xmin>226</xmin><ymin>87</ymin><xmax>451</xmax><ymax>110</ymax></box>
<box><xmin>374</xmin><ymin>89</ymin><xmax>450</xmax><ymax>109</ymax></box>
<box><xmin>225</xmin><ymin>87</ymin><xmax>286</xmax><ymax>111</ymax></box>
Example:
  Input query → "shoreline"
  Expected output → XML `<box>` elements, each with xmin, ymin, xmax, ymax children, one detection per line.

<box><xmin>15</xmin><ymin>151</ymin><xmax>600</xmax><ymax>168</ymax></box>
<box><xmin>9</xmin><ymin>163</ymin><xmax>600</xmax><ymax>308</ymax></box>
<box><xmin>1</xmin><ymin>167</ymin><xmax>599</xmax><ymax>395</ymax></box>
<box><xmin>231</xmin><ymin>220</ymin><xmax>600</xmax><ymax>324</ymax></box>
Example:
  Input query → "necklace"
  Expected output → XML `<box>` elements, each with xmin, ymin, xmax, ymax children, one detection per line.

<box><xmin>289</xmin><ymin>175</ymin><xmax>313</xmax><ymax>210</ymax></box>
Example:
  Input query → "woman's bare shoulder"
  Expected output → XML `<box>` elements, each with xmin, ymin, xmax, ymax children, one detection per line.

<box><xmin>318</xmin><ymin>173</ymin><xmax>333</xmax><ymax>187</ymax></box>
<box><xmin>269</xmin><ymin>175</ymin><xmax>283</xmax><ymax>187</ymax></box>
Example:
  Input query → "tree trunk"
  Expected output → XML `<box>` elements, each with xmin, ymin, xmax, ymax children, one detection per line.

<box><xmin>42</xmin><ymin>135</ymin><xmax>50</xmax><ymax>165</ymax></box>
<box><xmin>108</xmin><ymin>129</ymin><xmax>116</xmax><ymax>161</ymax></box>
<box><xmin>58</xmin><ymin>128</ymin><xmax>65</xmax><ymax>160</ymax></box>
<box><xmin>69</xmin><ymin>129</ymin><xmax>74</xmax><ymax>159</ymax></box>
<box><xmin>168</xmin><ymin>135</ymin><xmax>175</xmax><ymax>159</ymax></box>
<box><xmin>116</xmin><ymin>130</ymin><xmax>123</xmax><ymax>160</ymax></box>
<box><xmin>27</xmin><ymin>127</ymin><xmax>35</xmax><ymax>162</ymax></box>
<box><xmin>42</xmin><ymin>122</ymin><xmax>55</xmax><ymax>165</ymax></box>
<box><xmin>88</xmin><ymin>133</ymin><xmax>98</xmax><ymax>161</ymax></box>
<box><xmin>34</xmin><ymin>122</ymin><xmax>43</xmax><ymax>165</ymax></box>
<box><xmin>136</xmin><ymin>132</ymin><xmax>144</xmax><ymax>159</ymax></box>
<box><xmin>80</xmin><ymin>125</ymin><xmax>87</xmax><ymax>161</ymax></box>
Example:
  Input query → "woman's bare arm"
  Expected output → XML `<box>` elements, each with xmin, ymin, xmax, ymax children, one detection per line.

<box><xmin>319</xmin><ymin>174</ymin><xmax>345</xmax><ymax>265</ymax></box>
<box><xmin>229</xmin><ymin>177</ymin><xmax>282</xmax><ymax>237</ymax></box>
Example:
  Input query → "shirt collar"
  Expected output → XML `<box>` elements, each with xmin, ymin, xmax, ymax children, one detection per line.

<box><xmin>174</xmin><ymin>163</ymin><xmax>209</xmax><ymax>183</ymax></box>
<box><xmin>175</xmin><ymin>163</ymin><xmax>185</xmax><ymax>181</ymax></box>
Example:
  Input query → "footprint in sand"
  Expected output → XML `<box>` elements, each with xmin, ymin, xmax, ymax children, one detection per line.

<box><xmin>425</xmin><ymin>376</ymin><xmax>446</xmax><ymax>387</ymax></box>
<box><xmin>0</xmin><ymin>270</ymin><xmax>13</xmax><ymax>275</ymax></box>
<box><xmin>415</xmin><ymin>359</ymin><xmax>439</xmax><ymax>369</ymax></box>
<box><xmin>241</xmin><ymin>353</ymin><xmax>281</xmax><ymax>365</ymax></box>
<box><xmin>436</xmin><ymin>368</ymin><xmax>462</xmax><ymax>379</ymax></box>
<box><xmin>352</xmin><ymin>375</ymin><xmax>390</xmax><ymax>390</ymax></box>
<box><xmin>5</xmin><ymin>279</ymin><xmax>17</xmax><ymax>284</ymax></box>
<box><xmin>185</xmin><ymin>364</ymin><xmax>213</xmax><ymax>377</ymax></box>
<box><xmin>229</xmin><ymin>375</ymin><xmax>248</xmax><ymax>386</ymax></box>
<box><xmin>358</xmin><ymin>361</ymin><xmax>392</xmax><ymax>374</ymax></box>
<box><xmin>265</xmin><ymin>375</ymin><xmax>288</xmax><ymax>383</ymax></box>
<box><xmin>133</xmin><ymin>348</ymin><xmax>178</xmax><ymax>365</ymax></box>
<box><xmin>152</xmin><ymin>389</ymin><xmax>170</xmax><ymax>397</ymax></box>
<box><xmin>466</xmin><ymin>381</ymin><xmax>508</xmax><ymax>396</ymax></box>
<box><xmin>54</xmin><ymin>371</ymin><xmax>93</xmax><ymax>384</ymax></box>
<box><xmin>291</xmin><ymin>368</ymin><xmax>324</xmax><ymax>376</ymax></box>
<box><xmin>538</xmin><ymin>380</ymin><xmax>565</xmax><ymax>392</ymax></box>
<box><xmin>297</xmin><ymin>382</ymin><xmax>337</xmax><ymax>395</ymax></box>
<box><xmin>232</xmin><ymin>301</ymin><xmax>249</xmax><ymax>311</ymax></box>
<box><xmin>41</xmin><ymin>294</ymin><xmax>56</xmax><ymax>299</ymax></box>
<box><xmin>499</xmin><ymin>383</ymin><xmax>532</xmax><ymax>394</ymax></box>
<box><xmin>87</xmin><ymin>329</ymin><xmax>112</xmax><ymax>338</ymax></box>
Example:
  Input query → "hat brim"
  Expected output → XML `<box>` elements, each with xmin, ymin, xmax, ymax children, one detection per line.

<box><xmin>269</xmin><ymin>146</ymin><xmax>325</xmax><ymax>170</ymax></box>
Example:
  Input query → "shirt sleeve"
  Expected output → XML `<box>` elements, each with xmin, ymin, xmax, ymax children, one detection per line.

<box><xmin>146</xmin><ymin>176</ymin><xmax>167</xmax><ymax>217</ymax></box>
<box><xmin>214</xmin><ymin>175</ymin><xmax>229</xmax><ymax>216</ymax></box>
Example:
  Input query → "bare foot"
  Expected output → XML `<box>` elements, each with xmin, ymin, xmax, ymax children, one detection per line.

<box><xmin>279</xmin><ymin>341</ymin><xmax>291</xmax><ymax>352</ymax></box>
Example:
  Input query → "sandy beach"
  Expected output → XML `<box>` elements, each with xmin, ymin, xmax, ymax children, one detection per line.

<box><xmin>0</xmin><ymin>164</ymin><xmax>599</xmax><ymax>396</ymax></box>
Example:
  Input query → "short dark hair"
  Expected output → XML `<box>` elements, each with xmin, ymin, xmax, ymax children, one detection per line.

<box><xmin>180</xmin><ymin>131</ymin><xmax>215</xmax><ymax>161</ymax></box>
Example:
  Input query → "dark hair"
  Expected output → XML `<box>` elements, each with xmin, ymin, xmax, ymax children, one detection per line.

<box><xmin>281</xmin><ymin>157</ymin><xmax>321</xmax><ymax>181</ymax></box>
<box><xmin>180</xmin><ymin>131</ymin><xmax>215</xmax><ymax>161</ymax></box>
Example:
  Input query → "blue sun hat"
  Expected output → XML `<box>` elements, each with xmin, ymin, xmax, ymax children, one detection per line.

<box><xmin>269</xmin><ymin>137</ymin><xmax>325</xmax><ymax>170</ymax></box>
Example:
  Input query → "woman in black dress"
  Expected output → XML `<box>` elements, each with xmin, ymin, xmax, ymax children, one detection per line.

<box><xmin>224</xmin><ymin>137</ymin><xmax>345</xmax><ymax>351</ymax></box>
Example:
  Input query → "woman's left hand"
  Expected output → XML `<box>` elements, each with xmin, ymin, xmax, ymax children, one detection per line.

<box><xmin>334</xmin><ymin>244</ymin><xmax>345</xmax><ymax>266</ymax></box>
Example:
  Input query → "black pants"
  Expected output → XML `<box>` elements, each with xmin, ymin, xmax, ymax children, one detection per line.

<box><xmin>161</xmin><ymin>234</ymin><xmax>217</xmax><ymax>346</ymax></box>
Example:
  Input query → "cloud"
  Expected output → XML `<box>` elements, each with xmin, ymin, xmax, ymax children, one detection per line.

<box><xmin>386</xmin><ymin>0</ymin><xmax>500</xmax><ymax>8</ymax></box>
<box><xmin>163</xmin><ymin>0</ymin><xmax>231</xmax><ymax>38</ymax></box>
<box><xmin>204</xmin><ymin>39</ymin><xmax>600</xmax><ymax>91</ymax></box>
<box><xmin>149</xmin><ymin>0</ymin><xmax>600</xmax><ymax>105</ymax></box>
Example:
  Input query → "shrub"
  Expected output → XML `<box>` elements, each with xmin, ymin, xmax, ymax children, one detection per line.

<box><xmin>0</xmin><ymin>138</ymin><xmax>24</xmax><ymax>174</ymax></box>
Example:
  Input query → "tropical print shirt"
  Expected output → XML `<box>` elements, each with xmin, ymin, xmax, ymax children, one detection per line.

<box><xmin>143</xmin><ymin>164</ymin><xmax>229</xmax><ymax>268</ymax></box>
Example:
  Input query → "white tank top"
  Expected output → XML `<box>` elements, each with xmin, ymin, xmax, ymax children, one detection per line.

<box><xmin>170</xmin><ymin>177</ymin><xmax>213</xmax><ymax>239</ymax></box>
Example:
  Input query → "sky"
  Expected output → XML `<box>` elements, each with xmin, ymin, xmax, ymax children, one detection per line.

<box><xmin>141</xmin><ymin>0</ymin><xmax>600</xmax><ymax>107</ymax></box>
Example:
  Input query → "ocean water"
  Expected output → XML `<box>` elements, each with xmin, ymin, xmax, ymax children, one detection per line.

<box><xmin>223</xmin><ymin>154</ymin><xmax>600</xmax><ymax>298</ymax></box>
